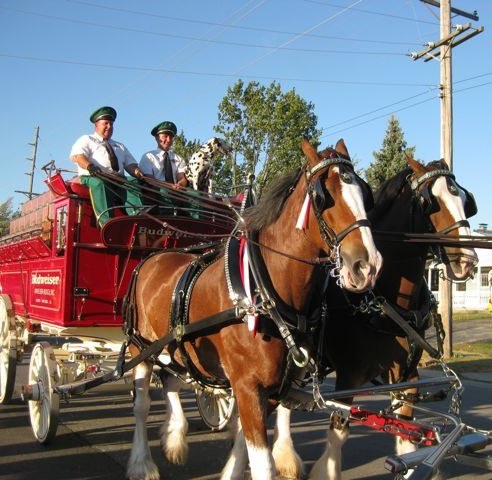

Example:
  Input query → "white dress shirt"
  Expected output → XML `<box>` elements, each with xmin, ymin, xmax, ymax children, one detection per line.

<box><xmin>139</xmin><ymin>149</ymin><xmax>186</xmax><ymax>182</ymax></box>
<box><xmin>70</xmin><ymin>133</ymin><xmax>137</xmax><ymax>176</ymax></box>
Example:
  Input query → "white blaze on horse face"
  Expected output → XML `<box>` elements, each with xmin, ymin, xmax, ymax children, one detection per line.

<box><xmin>338</xmin><ymin>169</ymin><xmax>383</xmax><ymax>284</ymax></box>
<box><xmin>431</xmin><ymin>177</ymin><xmax>470</xmax><ymax>234</ymax></box>
<box><xmin>431</xmin><ymin>177</ymin><xmax>478</xmax><ymax>276</ymax></box>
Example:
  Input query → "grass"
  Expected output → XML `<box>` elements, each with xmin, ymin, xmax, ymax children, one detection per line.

<box><xmin>420</xmin><ymin>312</ymin><xmax>492</xmax><ymax>372</ymax></box>
<box><xmin>453</xmin><ymin>310</ymin><xmax>491</xmax><ymax>322</ymax></box>
<box><xmin>447</xmin><ymin>311</ymin><xmax>492</xmax><ymax>372</ymax></box>
<box><xmin>444</xmin><ymin>342</ymin><xmax>492</xmax><ymax>373</ymax></box>
<box><xmin>421</xmin><ymin>342</ymin><xmax>492</xmax><ymax>373</ymax></box>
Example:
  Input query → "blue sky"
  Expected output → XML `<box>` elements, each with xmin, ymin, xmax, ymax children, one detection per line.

<box><xmin>1</xmin><ymin>0</ymin><xmax>490</xmax><ymax>228</ymax></box>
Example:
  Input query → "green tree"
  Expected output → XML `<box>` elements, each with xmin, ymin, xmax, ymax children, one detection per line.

<box><xmin>365</xmin><ymin>115</ymin><xmax>416</xmax><ymax>190</ymax></box>
<box><xmin>172</xmin><ymin>132</ymin><xmax>202</xmax><ymax>162</ymax></box>
<box><xmin>0</xmin><ymin>198</ymin><xmax>18</xmax><ymax>237</ymax></box>
<box><xmin>214</xmin><ymin>80</ymin><xmax>321</xmax><ymax>194</ymax></box>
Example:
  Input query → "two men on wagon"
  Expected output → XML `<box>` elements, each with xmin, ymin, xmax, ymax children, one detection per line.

<box><xmin>70</xmin><ymin>106</ymin><xmax>187</xmax><ymax>226</ymax></box>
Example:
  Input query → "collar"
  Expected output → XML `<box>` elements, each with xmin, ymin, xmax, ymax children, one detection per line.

<box><xmin>92</xmin><ymin>132</ymin><xmax>112</xmax><ymax>144</ymax></box>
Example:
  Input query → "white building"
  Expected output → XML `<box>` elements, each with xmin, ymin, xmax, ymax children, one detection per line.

<box><xmin>426</xmin><ymin>224</ymin><xmax>492</xmax><ymax>311</ymax></box>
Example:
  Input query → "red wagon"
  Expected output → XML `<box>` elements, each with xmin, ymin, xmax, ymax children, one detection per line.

<box><xmin>0</xmin><ymin>164</ymin><xmax>236</xmax><ymax>442</ymax></box>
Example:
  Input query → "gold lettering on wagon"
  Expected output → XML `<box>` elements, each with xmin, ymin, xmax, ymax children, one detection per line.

<box><xmin>30</xmin><ymin>271</ymin><xmax>62</xmax><ymax>309</ymax></box>
<box><xmin>31</xmin><ymin>273</ymin><xmax>61</xmax><ymax>285</ymax></box>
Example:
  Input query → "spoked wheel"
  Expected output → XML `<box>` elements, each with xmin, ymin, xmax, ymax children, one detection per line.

<box><xmin>195</xmin><ymin>388</ymin><xmax>235</xmax><ymax>431</ymax></box>
<box><xmin>28</xmin><ymin>342</ymin><xmax>60</xmax><ymax>444</ymax></box>
<box><xmin>0</xmin><ymin>294</ymin><xmax>16</xmax><ymax>404</ymax></box>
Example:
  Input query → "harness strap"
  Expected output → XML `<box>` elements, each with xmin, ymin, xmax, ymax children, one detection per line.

<box><xmin>377</xmin><ymin>299</ymin><xmax>440</xmax><ymax>359</ymax></box>
<box><xmin>247</xmin><ymin>233</ymin><xmax>315</xmax><ymax>333</ymax></box>
<box><xmin>246</xmin><ymin>232</ymin><xmax>315</xmax><ymax>368</ymax></box>
<box><xmin>169</xmin><ymin>249</ymin><xmax>220</xmax><ymax>330</ymax></box>
<box><xmin>123</xmin><ymin>308</ymin><xmax>241</xmax><ymax>377</ymax></box>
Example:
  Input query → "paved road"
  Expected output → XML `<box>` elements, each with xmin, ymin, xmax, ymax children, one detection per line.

<box><xmin>1</xmin><ymin>319</ymin><xmax>491</xmax><ymax>480</ymax></box>
<box><xmin>443</xmin><ymin>317</ymin><xmax>492</xmax><ymax>345</ymax></box>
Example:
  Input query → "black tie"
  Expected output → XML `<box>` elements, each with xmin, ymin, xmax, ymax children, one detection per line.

<box><xmin>163</xmin><ymin>151</ymin><xmax>174</xmax><ymax>183</ymax></box>
<box><xmin>103</xmin><ymin>140</ymin><xmax>119</xmax><ymax>172</ymax></box>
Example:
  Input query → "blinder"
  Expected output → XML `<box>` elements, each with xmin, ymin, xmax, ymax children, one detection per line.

<box><xmin>459</xmin><ymin>184</ymin><xmax>478</xmax><ymax>218</ymax></box>
<box><xmin>359</xmin><ymin>178</ymin><xmax>374</xmax><ymax>211</ymax></box>
<box><xmin>311</xmin><ymin>172</ymin><xmax>374</xmax><ymax>213</ymax></box>
<box><xmin>419</xmin><ymin>185</ymin><xmax>439</xmax><ymax>215</ymax></box>
<box><xmin>312</xmin><ymin>177</ymin><xmax>333</xmax><ymax>212</ymax></box>
<box><xmin>418</xmin><ymin>177</ymin><xmax>477</xmax><ymax>219</ymax></box>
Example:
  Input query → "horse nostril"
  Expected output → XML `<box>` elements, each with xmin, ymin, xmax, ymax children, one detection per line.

<box><xmin>352</xmin><ymin>259</ymin><xmax>367</xmax><ymax>281</ymax></box>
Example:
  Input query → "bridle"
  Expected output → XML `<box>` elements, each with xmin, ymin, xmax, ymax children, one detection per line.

<box><xmin>409</xmin><ymin>167</ymin><xmax>478</xmax><ymax>274</ymax></box>
<box><xmin>409</xmin><ymin>168</ymin><xmax>474</xmax><ymax>235</ymax></box>
<box><xmin>305</xmin><ymin>154</ymin><xmax>372</xmax><ymax>252</ymax></box>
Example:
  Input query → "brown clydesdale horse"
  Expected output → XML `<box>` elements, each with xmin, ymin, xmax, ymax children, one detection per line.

<box><xmin>124</xmin><ymin>139</ymin><xmax>382</xmax><ymax>480</ymax></box>
<box><xmin>271</xmin><ymin>156</ymin><xmax>478</xmax><ymax>479</ymax></box>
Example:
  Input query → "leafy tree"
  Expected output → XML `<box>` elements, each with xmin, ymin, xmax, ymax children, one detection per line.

<box><xmin>172</xmin><ymin>132</ymin><xmax>202</xmax><ymax>162</ymax></box>
<box><xmin>214</xmin><ymin>80</ymin><xmax>321</xmax><ymax>194</ymax></box>
<box><xmin>365</xmin><ymin>115</ymin><xmax>416</xmax><ymax>190</ymax></box>
<box><xmin>0</xmin><ymin>198</ymin><xmax>18</xmax><ymax>237</ymax></box>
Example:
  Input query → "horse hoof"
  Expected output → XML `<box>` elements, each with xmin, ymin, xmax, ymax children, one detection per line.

<box><xmin>272</xmin><ymin>444</ymin><xmax>304</xmax><ymax>479</ymax></box>
<box><xmin>161</xmin><ymin>436</ymin><xmax>189</xmax><ymax>465</ymax></box>
<box><xmin>126</xmin><ymin>458</ymin><xmax>160</xmax><ymax>480</ymax></box>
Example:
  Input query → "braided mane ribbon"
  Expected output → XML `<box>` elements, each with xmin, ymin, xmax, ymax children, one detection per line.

<box><xmin>296</xmin><ymin>193</ymin><xmax>311</xmax><ymax>230</ymax></box>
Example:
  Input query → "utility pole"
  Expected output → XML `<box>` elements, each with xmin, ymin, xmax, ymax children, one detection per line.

<box><xmin>15</xmin><ymin>126</ymin><xmax>40</xmax><ymax>200</ymax></box>
<box><xmin>411</xmin><ymin>1</ymin><xmax>483</xmax><ymax>358</ymax></box>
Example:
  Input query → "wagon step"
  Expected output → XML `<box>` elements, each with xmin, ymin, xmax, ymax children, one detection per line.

<box><xmin>384</xmin><ymin>429</ymin><xmax>491</xmax><ymax>476</ymax></box>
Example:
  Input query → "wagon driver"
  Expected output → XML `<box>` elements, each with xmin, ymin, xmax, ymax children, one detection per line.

<box><xmin>70</xmin><ymin>106</ymin><xmax>144</xmax><ymax>226</ymax></box>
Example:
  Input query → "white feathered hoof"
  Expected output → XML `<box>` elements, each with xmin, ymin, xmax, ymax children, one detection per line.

<box><xmin>272</xmin><ymin>440</ymin><xmax>304</xmax><ymax>479</ymax></box>
<box><xmin>161</xmin><ymin>425</ymin><xmax>189</xmax><ymax>465</ymax></box>
<box><xmin>126</xmin><ymin>455</ymin><xmax>160</xmax><ymax>480</ymax></box>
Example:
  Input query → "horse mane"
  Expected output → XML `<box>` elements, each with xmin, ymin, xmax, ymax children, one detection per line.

<box><xmin>244</xmin><ymin>169</ymin><xmax>302</xmax><ymax>231</ymax></box>
<box><xmin>369</xmin><ymin>159</ymin><xmax>447</xmax><ymax>223</ymax></box>
<box><xmin>369</xmin><ymin>168</ymin><xmax>412</xmax><ymax>223</ymax></box>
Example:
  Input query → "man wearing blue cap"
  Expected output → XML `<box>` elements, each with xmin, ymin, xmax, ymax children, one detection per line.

<box><xmin>70</xmin><ymin>106</ymin><xmax>144</xmax><ymax>226</ymax></box>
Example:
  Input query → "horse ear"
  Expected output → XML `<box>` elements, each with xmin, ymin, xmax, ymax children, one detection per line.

<box><xmin>406</xmin><ymin>155</ymin><xmax>426</xmax><ymax>175</ymax></box>
<box><xmin>301</xmin><ymin>138</ymin><xmax>319</xmax><ymax>166</ymax></box>
<box><xmin>334</xmin><ymin>138</ymin><xmax>349</xmax><ymax>158</ymax></box>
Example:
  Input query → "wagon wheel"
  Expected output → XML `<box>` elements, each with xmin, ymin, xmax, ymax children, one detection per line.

<box><xmin>28</xmin><ymin>342</ymin><xmax>60</xmax><ymax>444</ymax></box>
<box><xmin>0</xmin><ymin>294</ymin><xmax>16</xmax><ymax>404</ymax></box>
<box><xmin>195</xmin><ymin>388</ymin><xmax>236</xmax><ymax>431</ymax></box>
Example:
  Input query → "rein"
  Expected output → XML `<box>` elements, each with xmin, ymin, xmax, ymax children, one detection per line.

<box><xmin>373</xmin><ymin>231</ymin><xmax>492</xmax><ymax>249</ymax></box>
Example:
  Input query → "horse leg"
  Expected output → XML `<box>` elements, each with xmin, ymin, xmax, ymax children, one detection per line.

<box><xmin>391</xmin><ymin>367</ymin><xmax>422</xmax><ymax>479</ymax></box>
<box><xmin>393</xmin><ymin>390</ymin><xmax>417</xmax><ymax>456</ymax></box>
<box><xmin>232</xmin><ymin>384</ymin><xmax>276</xmax><ymax>480</ymax></box>
<box><xmin>309</xmin><ymin>424</ymin><xmax>349</xmax><ymax>480</ymax></box>
<box><xmin>127</xmin><ymin>362</ymin><xmax>160</xmax><ymax>480</ymax></box>
<box><xmin>221</xmin><ymin>415</ymin><xmax>249</xmax><ymax>480</ymax></box>
<box><xmin>272</xmin><ymin>405</ymin><xmax>304</xmax><ymax>479</ymax></box>
<box><xmin>160</xmin><ymin>374</ymin><xmax>189</xmax><ymax>465</ymax></box>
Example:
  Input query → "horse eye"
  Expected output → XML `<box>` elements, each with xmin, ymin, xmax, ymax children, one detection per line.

<box><xmin>340</xmin><ymin>172</ymin><xmax>353</xmax><ymax>184</ymax></box>
<box><xmin>448</xmin><ymin>183</ymin><xmax>459</xmax><ymax>195</ymax></box>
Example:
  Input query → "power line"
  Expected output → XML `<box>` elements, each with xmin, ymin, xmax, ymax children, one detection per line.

<box><xmin>324</xmin><ymin>88</ymin><xmax>440</xmax><ymax>130</ymax></box>
<box><xmin>302</xmin><ymin>0</ymin><xmax>440</xmax><ymax>26</ymax></box>
<box><xmin>322</xmin><ymin>95</ymin><xmax>437</xmax><ymax>137</ymax></box>
<box><xmin>67</xmin><ymin>0</ymin><xmax>422</xmax><ymax>47</ymax></box>
<box><xmin>0</xmin><ymin>52</ymin><xmax>434</xmax><ymax>87</ymax></box>
<box><xmin>108</xmin><ymin>0</ymin><xmax>269</xmax><ymax>103</ymax></box>
<box><xmin>321</xmin><ymin>79</ymin><xmax>491</xmax><ymax>137</ymax></box>
<box><xmin>0</xmin><ymin>5</ymin><xmax>406</xmax><ymax>56</ymax></box>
